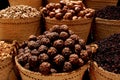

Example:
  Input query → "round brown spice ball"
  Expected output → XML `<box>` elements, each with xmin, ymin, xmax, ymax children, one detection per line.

<box><xmin>31</xmin><ymin>49</ymin><xmax>40</xmax><ymax>56</ymax></box>
<box><xmin>38</xmin><ymin>45</ymin><xmax>48</xmax><ymax>53</ymax></box>
<box><xmin>75</xmin><ymin>44</ymin><xmax>82</xmax><ymax>54</ymax></box>
<box><xmin>40</xmin><ymin>37</ymin><xmax>50</xmax><ymax>46</ymax></box>
<box><xmin>62</xmin><ymin>47</ymin><xmax>72</xmax><ymax>57</ymax></box>
<box><xmin>63</xmin><ymin>62</ymin><xmax>72</xmax><ymax>72</ymax></box>
<box><xmin>47</xmin><ymin>47</ymin><xmax>57</xmax><ymax>57</ymax></box>
<box><xmin>80</xmin><ymin>50</ymin><xmax>89</xmax><ymax>61</ymax></box>
<box><xmin>55</xmin><ymin>13</ymin><xmax>63</xmax><ymax>20</ymax></box>
<box><xmin>59</xmin><ymin>31</ymin><xmax>69</xmax><ymax>40</ymax></box>
<box><xmin>64</xmin><ymin>38</ymin><xmax>75</xmax><ymax>48</ymax></box>
<box><xmin>53</xmin><ymin>39</ymin><xmax>64</xmax><ymax>49</ymax></box>
<box><xmin>38</xmin><ymin>53</ymin><xmax>49</xmax><ymax>63</ymax></box>
<box><xmin>69</xmin><ymin>54</ymin><xmax>79</xmax><ymax>65</ymax></box>
<box><xmin>29</xmin><ymin>55</ymin><xmax>38</xmax><ymax>68</ymax></box>
<box><xmin>53</xmin><ymin>54</ymin><xmax>65</xmax><ymax>66</ymax></box>
<box><xmin>39</xmin><ymin>62</ymin><xmax>51</xmax><ymax>75</ymax></box>
<box><xmin>28</xmin><ymin>35</ymin><xmax>37</xmax><ymax>41</ymax></box>
<box><xmin>28</xmin><ymin>41</ymin><xmax>40</xmax><ymax>49</ymax></box>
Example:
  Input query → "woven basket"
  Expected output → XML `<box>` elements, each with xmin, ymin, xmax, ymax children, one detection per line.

<box><xmin>89</xmin><ymin>61</ymin><xmax>120</xmax><ymax>80</ymax></box>
<box><xmin>15</xmin><ymin>56</ymin><xmax>88</xmax><ymax>80</ymax></box>
<box><xmin>48</xmin><ymin>0</ymin><xmax>60</xmax><ymax>3</ymax></box>
<box><xmin>8</xmin><ymin>0</ymin><xmax>42</xmax><ymax>9</ymax></box>
<box><xmin>0</xmin><ymin>17</ymin><xmax>41</xmax><ymax>43</ymax></box>
<box><xmin>84</xmin><ymin>0</ymin><xmax>117</xmax><ymax>10</ymax></box>
<box><xmin>45</xmin><ymin>17</ymin><xmax>93</xmax><ymax>42</ymax></box>
<box><xmin>94</xmin><ymin>17</ymin><xmax>120</xmax><ymax>41</ymax></box>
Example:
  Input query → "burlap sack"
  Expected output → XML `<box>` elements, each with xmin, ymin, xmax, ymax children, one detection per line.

<box><xmin>45</xmin><ymin>17</ymin><xmax>93</xmax><ymax>42</ymax></box>
<box><xmin>94</xmin><ymin>17</ymin><xmax>120</xmax><ymax>41</ymax></box>
<box><xmin>15</xmin><ymin>56</ymin><xmax>88</xmax><ymax>80</ymax></box>
<box><xmin>84</xmin><ymin>0</ymin><xmax>117</xmax><ymax>10</ymax></box>
<box><xmin>89</xmin><ymin>61</ymin><xmax>120</xmax><ymax>80</ymax></box>
<box><xmin>0</xmin><ymin>17</ymin><xmax>41</xmax><ymax>43</ymax></box>
<box><xmin>8</xmin><ymin>0</ymin><xmax>42</xmax><ymax>10</ymax></box>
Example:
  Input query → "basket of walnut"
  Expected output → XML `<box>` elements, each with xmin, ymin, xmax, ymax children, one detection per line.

<box><xmin>15</xmin><ymin>25</ymin><xmax>97</xmax><ymax>80</ymax></box>
<box><xmin>89</xmin><ymin>34</ymin><xmax>120</xmax><ymax>80</ymax></box>
<box><xmin>0</xmin><ymin>41</ymin><xmax>17</xmax><ymax>80</ymax></box>
<box><xmin>41</xmin><ymin>1</ymin><xmax>95</xmax><ymax>42</ymax></box>
<box><xmin>0</xmin><ymin>5</ymin><xmax>41</xmax><ymax>43</ymax></box>
<box><xmin>8</xmin><ymin>0</ymin><xmax>42</xmax><ymax>10</ymax></box>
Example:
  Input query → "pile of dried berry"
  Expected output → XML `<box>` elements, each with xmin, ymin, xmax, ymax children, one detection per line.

<box><xmin>0</xmin><ymin>41</ymin><xmax>11</xmax><ymax>60</ymax></box>
<box><xmin>93</xmin><ymin>33</ymin><xmax>120</xmax><ymax>74</ymax></box>
<box><xmin>96</xmin><ymin>6</ymin><xmax>120</xmax><ymax>20</ymax></box>
<box><xmin>0</xmin><ymin>5</ymin><xmax>40</xmax><ymax>19</ymax></box>
<box><xmin>41</xmin><ymin>1</ymin><xmax>95</xmax><ymax>20</ymax></box>
<box><xmin>17</xmin><ymin>25</ymin><xmax>93</xmax><ymax>75</ymax></box>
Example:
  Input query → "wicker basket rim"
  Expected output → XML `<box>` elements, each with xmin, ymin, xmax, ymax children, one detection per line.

<box><xmin>45</xmin><ymin>17</ymin><xmax>92</xmax><ymax>22</ymax></box>
<box><xmin>15</xmin><ymin>56</ymin><xmax>88</xmax><ymax>76</ymax></box>
<box><xmin>0</xmin><ymin>17</ymin><xmax>41</xmax><ymax>24</ymax></box>
<box><xmin>96</xmin><ymin>17</ymin><xmax>120</xmax><ymax>22</ymax></box>
<box><xmin>93</xmin><ymin>61</ymin><xmax>120</xmax><ymax>76</ymax></box>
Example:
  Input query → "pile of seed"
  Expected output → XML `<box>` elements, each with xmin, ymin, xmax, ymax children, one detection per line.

<box><xmin>0</xmin><ymin>41</ymin><xmax>11</xmax><ymax>60</ymax></box>
<box><xmin>93</xmin><ymin>34</ymin><xmax>120</xmax><ymax>74</ymax></box>
<box><xmin>17</xmin><ymin>25</ymin><xmax>94</xmax><ymax>75</ymax></box>
<box><xmin>96</xmin><ymin>6</ymin><xmax>120</xmax><ymax>20</ymax></box>
<box><xmin>0</xmin><ymin>5</ymin><xmax>40</xmax><ymax>19</ymax></box>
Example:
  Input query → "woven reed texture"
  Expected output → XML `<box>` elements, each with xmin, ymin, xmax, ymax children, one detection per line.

<box><xmin>15</xmin><ymin>56</ymin><xmax>88</xmax><ymax>80</ymax></box>
<box><xmin>48</xmin><ymin>0</ymin><xmax>60</xmax><ymax>3</ymax></box>
<box><xmin>94</xmin><ymin>17</ymin><xmax>120</xmax><ymax>41</ymax></box>
<box><xmin>8</xmin><ymin>0</ymin><xmax>42</xmax><ymax>10</ymax></box>
<box><xmin>84</xmin><ymin>0</ymin><xmax>117</xmax><ymax>10</ymax></box>
<box><xmin>0</xmin><ymin>17</ymin><xmax>41</xmax><ymax>43</ymax></box>
<box><xmin>45</xmin><ymin>17</ymin><xmax>93</xmax><ymax>42</ymax></box>
<box><xmin>0</xmin><ymin>56</ymin><xmax>17</xmax><ymax>80</ymax></box>
<box><xmin>89</xmin><ymin>61</ymin><xmax>120</xmax><ymax>80</ymax></box>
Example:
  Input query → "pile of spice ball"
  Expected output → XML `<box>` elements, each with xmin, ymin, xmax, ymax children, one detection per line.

<box><xmin>17</xmin><ymin>25</ymin><xmax>94</xmax><ymax>75</ymax></box>
<box><xmin>95</xmin><ymin>6</ymin><xmax>120</xmax><ymax>20</ymax></box>
<box><xmin>41</xmin><ymin>1</ymin><xmax>95</xmax><ymax>20</ymax></box>
<box><xmin>93</xmin><ymin>33</ymin><xmax>120</xmax><ymax>74</ymax></box>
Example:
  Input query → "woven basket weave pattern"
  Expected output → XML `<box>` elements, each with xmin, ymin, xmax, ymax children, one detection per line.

<box><xmin>8</xmin><ymin>0</ymin><xmax>42</xmax><ymax>9</ymax></box>
<box><xmin>84</xmin><ymin>0</ymin><xmax>117</xmax><ymax>10</ymax></box>
<box><xmin>89</xmin><ymin>61</ymin><xmax>120</xmax><ymax>80</ymax></box>
<box><xmin>94</xmin><ymin>18</ymin><xmax>120</xmax><ymax>41</ymax></box>
<box><xmin>0</xmin><ymin>57</ymin><xmax>17</xmax><ymax>80</ymax></box>
<box><xmin>0</xmin><ymin>17</ymin><xmax>41</xmax><ymax>42</ymax></box>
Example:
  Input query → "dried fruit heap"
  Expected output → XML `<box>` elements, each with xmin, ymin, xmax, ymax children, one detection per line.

<box><xmin>0</xmin><ymin>41</ymin><xmax>11</xmax><ymax>60</ymax></box>
<box><xmin>96</xmin><ymin>6</ymin><xmax>120</xmax><ymax>20</ymax></box>
<box><xmin>17</xmin><ymin>25</ymin><xmax>93</xmax><ymax>75</ymax></box>
<box><xmin>41</xmin><ymin>1</ymin><xmax>95</xmax><ymax>20</ymax></box>
<box><xmin>93</xmin><ymin>34</ymin><xmax>120</xmax><ymax>74</ymax></box>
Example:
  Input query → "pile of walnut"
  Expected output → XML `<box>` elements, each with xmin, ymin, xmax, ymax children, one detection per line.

<box><xmin>0</xmin><ymin>41</ymin><xmax>12</xmax><ymax>60</ymax></box>
<box><xmin>17</xmin><ymin>25</ymin><xmax>94</xmax><ymax>75</ymax></box>
<box><xmin>41</xmin><ymin>1</ymin><xmax>95</xmax><ymax>20</ymax></box>
<box><xmin>0</xmin><ymin>5</ymin><xmax>40</xmax><ymax>19</ymax></box>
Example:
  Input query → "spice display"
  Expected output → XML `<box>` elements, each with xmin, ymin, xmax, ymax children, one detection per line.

<box><xmin>0</xmin><ymin>5</ymin><xmax>40</xmax><ymax>19</ymax></box>
<box><xmin>17</xmin><ymin>25</ymin><xmax>93</xmax><ymax>75</ymax></box>
<box><xmin>96</xmin><ymin>6</ymin><xmax>120</xmax><ymax>20</ymax></box>
<box><xmin>93</xmin><ymin>33</ymin><xmax>120</xmax><ymax>74</ymax></box>
<box><xmin>0</xmin><ymin>41</ymin><xmax>11</xmax><ymax>60</ymax></box>
<box><xmin>41</xmin><ymin>1</ymin><xmax>95</xmax><ymax>20</ymax></box>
